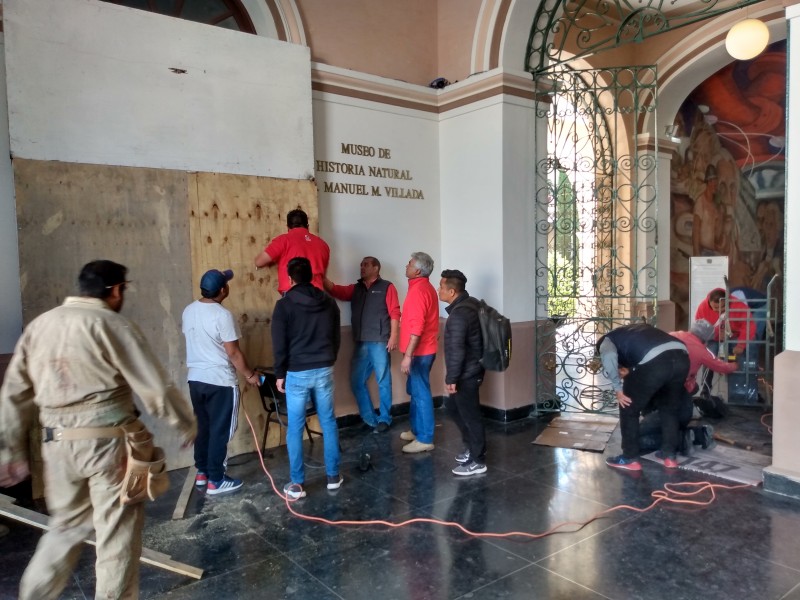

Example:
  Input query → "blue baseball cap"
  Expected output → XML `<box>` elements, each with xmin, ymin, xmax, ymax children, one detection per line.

<box><xmin>200</xmin><ymin>269</ymin><xmax>233</xmax><ymax>296</ymax></box>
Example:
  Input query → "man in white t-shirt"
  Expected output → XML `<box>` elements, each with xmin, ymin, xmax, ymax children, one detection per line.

<box><xmin>182</xmin><ymin>268</ymin><xmax>258</xmax><ymax>495</ymax></box>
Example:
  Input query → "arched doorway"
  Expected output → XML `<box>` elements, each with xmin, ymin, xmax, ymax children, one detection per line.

<box><xmin>525</xmin><ymin>0</ymin><xmax>767</xmax><ymax>413</ymax></box>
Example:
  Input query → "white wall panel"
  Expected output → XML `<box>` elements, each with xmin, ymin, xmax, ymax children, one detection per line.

<box><xmin>0</xmin><ymin>37</ymin><xmax>23</xmax><ymax>353</ymax></box>
<box><xmin>4</xmin><ymin>0</ymin><xmax>313</xmax><ymax>179</ymax></box>
<box><xmin>312</xmin><ymin>94</ymin><xmax>441</xmax><ymax>321</ymax></box>
<box><xmin>439</xmin><ymin>99</ymin><xmax>505</xmax><ymax>311</ymax></box>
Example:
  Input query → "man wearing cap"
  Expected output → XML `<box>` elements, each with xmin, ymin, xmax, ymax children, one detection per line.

<box><xmin>0</xmin><ymin>260</ymin><xmax>196</xmax><ymax>599</ymax></box>
<box><xmin>182</xmin><ymin>268</ymin><xmax>258</xmax><ymax>494</ymax></box>
<box><xmin>254</xmin><ymin>208</ymin><xmax>330</xmax><ymax>294</ymax></box>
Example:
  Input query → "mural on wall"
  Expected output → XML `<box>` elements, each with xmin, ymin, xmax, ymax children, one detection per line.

<box><xmin>670</xmin><ymin>41</ymin><xmax>785</xmax><ymax>328</ymax></box>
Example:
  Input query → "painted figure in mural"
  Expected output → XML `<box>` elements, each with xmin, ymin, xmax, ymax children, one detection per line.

<box><xmin>254</xmin><ymin>208</ymin><xmax>330</xmax><ymax>295</ymax></box>
<box><xmin>751</xmin><ymin>200</ymin><xmax>783</xmax><ymax>290</ymax></box>
<box><xmin>692</xmin><ymin>163</ymin><xmax>723</xmax><ymax>256</ymax></box>
<box><xmin>324</xmin><ymin>256</ymin><xmax>401</xmax><ymax>433</ymax></box>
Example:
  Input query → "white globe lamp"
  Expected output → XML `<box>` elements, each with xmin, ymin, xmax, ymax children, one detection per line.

<box><xmin>725</xmin><ymin>19</ymin><xmax>770</xmax><ymax>61</ymax></box>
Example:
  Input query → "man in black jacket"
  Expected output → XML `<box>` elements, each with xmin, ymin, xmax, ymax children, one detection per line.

<box><xmin>438</xmin><ymin>269</ymin><xmax>487</xmax><ymax>476</ymax></box>
<box><xmin>597</xmin><ymin>323</ymin><xmax>689</xmax><ymax>471</ymax></box>
<box><xmin>272</xmin><ymin>257</ymin><xmax>342</xmax><ymax>499</ymax></box>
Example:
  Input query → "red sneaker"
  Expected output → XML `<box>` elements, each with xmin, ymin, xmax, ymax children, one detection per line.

<box><xmin>655</xmin><ymin>451</ymin><xmax>679</xmax><ymax>469</ymax></box>
<box><xmin>195</xmin><ymin>472</ymin><xmax>208</xmax><ymax>486</ymax></box>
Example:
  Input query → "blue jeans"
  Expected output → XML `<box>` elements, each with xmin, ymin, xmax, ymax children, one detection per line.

<box><xmin>405</xmin><ymin>354</ymin><xmax>435</xmax><ymax>444</ymax></box>
<box><xmin>285</xmin><ymin>367</ymin><xmax>340</xmax><ymax>484</ymax></box>
<box><xmin>351</xmin><ymin>342</ymin><xmax>393</xmax><ymax>426</ymax></box>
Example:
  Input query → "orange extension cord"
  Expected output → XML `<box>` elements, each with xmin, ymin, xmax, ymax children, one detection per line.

<box><xmin>243</xmin><ymin>408</ymin><xmax>752</xmax><ymax>541</ymax></box>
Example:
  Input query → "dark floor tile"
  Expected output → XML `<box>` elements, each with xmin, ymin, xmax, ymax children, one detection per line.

<box><xmin>290</xmin><ymin>523</ymin><xmax>530</xmax><ymax>600</ymax></box>
<box><xmin>149</xmin><ymin>554</ymin><xmax>341</xmax><ymax>600</ymax></box>
<box><xmin>425</xmin><ymin>472</ymin><xmax>631</xmax><ymax>563</ymax></box>
<box><xmin>458</xmin><ymin>564</ymin><xmax>609</xmax><ymax>599</ymax></box>
<box><xmin>539</xmin><ymin>504</ymin><xmax>800</xmax><ymax>600</ymax></box>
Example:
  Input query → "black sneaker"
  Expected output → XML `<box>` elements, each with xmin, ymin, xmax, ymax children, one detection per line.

<box><xmin>326</xmin><ymin>474</ymin><xmax>344</xmax><ymax>490</ymax></box>
<box><xmin>679</xmin><ymin>429</ymin><xmax>694</xmax><ymax>457</ymax></box>
<box><xmin>455</xmin><ymin>449</ymin><xmax>471</xmax><ymax>464</ymax></box>
<box><xmin>701</xmin><ymin>425</ymin><xmax>716</xmax><ymax>450</ymax></box>
<box><xmin>373</xmin><ymin>422</ymin><xmax>390</xmax><ymax>434</ymax></box>
<box><xmin>207</xmin><ymin>475</ymin><xmax>243</xmax><ymax>495</ymax></box>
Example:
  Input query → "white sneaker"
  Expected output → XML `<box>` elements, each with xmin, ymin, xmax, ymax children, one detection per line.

<box><xmin>283</xmin><ymin>482</ymin><xmax>306</xmax><ymax>499</ymax></box>
<box><xmin>400</xmin><ymin>430</ymin><xmax>416</xmax><ymax>441</ymax></box>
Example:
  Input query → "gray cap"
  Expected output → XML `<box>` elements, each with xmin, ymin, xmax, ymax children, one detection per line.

<box><xmin>690</xmin><ymin>319</ymin><xmax>715</xmax><ymax>342</ymax></box>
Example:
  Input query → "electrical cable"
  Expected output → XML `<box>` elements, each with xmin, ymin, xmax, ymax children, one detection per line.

<box><xmin>244</xmin><ymin>408</ymin><xmax>753</xmax><ymax>540</ymax></box>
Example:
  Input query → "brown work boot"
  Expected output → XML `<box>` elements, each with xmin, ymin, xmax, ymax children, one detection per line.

<box><xmin>402</xmin><ymin>440</ymin><xmax>434</xmax><ymax>454</ymax></box>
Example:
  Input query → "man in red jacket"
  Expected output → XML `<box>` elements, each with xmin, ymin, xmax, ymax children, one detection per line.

<box><xmin>254</xmin><ymin>209</ymin><xmax>330</xmax><ymax>294</ymax></box>
<box><xmin>694</xmin><ymin>288</ymin><xmax>756</xmax><ymax>394</ymax></box>
<box><xmin>398</xmin><ymin>252</ymin><xmax>439</xmax><ymax>453</ymax></box>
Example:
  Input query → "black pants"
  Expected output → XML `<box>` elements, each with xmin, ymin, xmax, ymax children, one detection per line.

<box><xmin>189</xmin><ymin>381</ymin><xmax>238</xmax><ymax>481</ymax></box>
<box><xmin>446</xmin><ymin>376</ymin><xmax>486</xmax><ymax>462</ymax></box>
<box><xmin>619</xmin><ymin>350</ymin><xmax>690</xmax><ymax>459</ymax></box>
<box><xmin>638</xmin><ymin>388</ymin><xmax>694</xmax><ymax>454</ymax></box>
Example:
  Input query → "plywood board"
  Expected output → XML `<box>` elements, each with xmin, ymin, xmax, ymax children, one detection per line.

<box><xmin>533</xmin><ymin>414</ymin><xmax>620</xmax><ymax>452</ymax></box>
<box><xmin>0</xmin><ymin>494</ymin><xmax>203</xmax><ymax>579</ymax></box>
<box><xmin>13</xmin><ymin>158</ymin><xmax>195</xmax><ymax>475</ymax></box>
<box><xmin>12</xmin><ymin>159</ymin><xmax>318</xmax><ymax>479</ymax></box>
<box><xmin>188</xmin><ymin>172</ymin><xmax>318</xmax><ymax>456</ymax></box>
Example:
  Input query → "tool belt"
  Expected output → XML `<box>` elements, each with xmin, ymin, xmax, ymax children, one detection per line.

<box><xmin>42</xmin><ymin>421</ymin><xmax>170</xmax><ymax>506</ymax></box>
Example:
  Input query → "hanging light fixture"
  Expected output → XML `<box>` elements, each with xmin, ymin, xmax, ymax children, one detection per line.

<box><xmin>725</xmin><ymin>18</ymin><xmax>770</xmax><ymax>60</ymax></box>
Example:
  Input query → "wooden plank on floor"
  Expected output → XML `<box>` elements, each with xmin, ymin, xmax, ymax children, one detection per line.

<box><xmin>172</xmin><ymin>466</ymin><xmax>197</xmax><ymax>520</ymax></box>
<box><xmin>0</xmin><ymin>494</ymin><xmax>203</xmax><ymax>579</ymax></box>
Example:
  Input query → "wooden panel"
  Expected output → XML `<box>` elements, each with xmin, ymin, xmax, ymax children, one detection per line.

<box><xmin>13</xmin><ymin>158</ymin><xmax>195</xmax><ymax>470</ymax></box>
<box><xmin>12</xmin><ymin>160</ymin><xmax>318</xmax><ymax>479</ymax></box>
<box><xmin>188</xmin><ymin>172</ymin><xmax>318</xmax><ymax>455</ymax></box>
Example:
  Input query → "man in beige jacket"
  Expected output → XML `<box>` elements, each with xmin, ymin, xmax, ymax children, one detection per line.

<box><xmin>0</xmin><ymin>260</ymin><xmax>196</xmax><ymax>600</ymax></box>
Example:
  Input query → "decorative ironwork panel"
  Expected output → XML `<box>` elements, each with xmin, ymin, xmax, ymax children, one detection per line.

<box><xmin>526</xmin><ymin>0</ymin><xmax>764</xmax><ymax>74</ymax></box>
<box><xmin>534</xmin><ymin>66</ymin><xmax>658</xmax><ymax>413</ymax></box>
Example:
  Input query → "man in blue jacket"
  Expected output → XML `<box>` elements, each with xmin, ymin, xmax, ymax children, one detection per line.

<box><xmin>438</xmin><ymin>269</ymin><xmax>487</xmax><ymax>476</ymax></box>
<box><xmin>271</xmin><ymin>257</ymin><xmax>342</xmax><ymax>499</ymax></box>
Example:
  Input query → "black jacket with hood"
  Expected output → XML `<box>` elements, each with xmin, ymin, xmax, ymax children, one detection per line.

<box><xmin>271</xmin><ymin>283</ymin><xmax>341</xmax><ymax>379</ymax></box>
<box><xmin>444</xmin><ymin>292</ymin><xmax>484</xmax><ymax>384</ymax></box>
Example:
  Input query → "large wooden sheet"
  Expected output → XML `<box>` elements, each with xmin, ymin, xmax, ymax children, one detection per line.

<box><xmin>13</xmin><ymin>159</ymin><xmax>319</xmax><ymax>476</ymax></box>
<box><xmin>188</xmin><ymin>172</ymin><xmax>318</xmax><ymax>456</ymax></box>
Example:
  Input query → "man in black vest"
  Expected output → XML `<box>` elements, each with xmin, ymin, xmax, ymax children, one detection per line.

<box><xmin>325</xmin><ymin>257</ymin><xmax>401</xmax><ymax>432</ymax></box>
<box><xmin>596</xmin><ymin>323</ymin><xmax>689</xmax><ymax>472</ymax></box>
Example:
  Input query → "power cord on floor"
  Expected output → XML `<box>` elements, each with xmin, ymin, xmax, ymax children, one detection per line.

<box><xmin>244</xmin><ymin>407</ymin><xmax>752</xmax><ymax>540</ymax></box>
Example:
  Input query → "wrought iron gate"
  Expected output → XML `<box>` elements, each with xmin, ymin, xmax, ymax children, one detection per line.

<box><xmin>532</xmin><ymin>66</ymin><xmax>659</xmax><ymax>413</ymax></box>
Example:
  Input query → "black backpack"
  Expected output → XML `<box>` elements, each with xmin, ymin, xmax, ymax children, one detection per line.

<box><xmin>460</xmin><ymin>298</ymin><xmax>512</xmax><ymax>372</ymax></box>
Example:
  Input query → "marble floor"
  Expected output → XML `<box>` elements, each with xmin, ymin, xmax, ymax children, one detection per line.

<box><xmin>1</xmin><ymin>409</ymin><xmax>799</xmax><ymax>600</ymax></box>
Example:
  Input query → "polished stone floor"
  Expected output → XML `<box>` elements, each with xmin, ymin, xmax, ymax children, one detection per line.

<box><xmin>1</xmin><ymin>408</ymin><xmax>799</xmax><ymax>600</ymax></box>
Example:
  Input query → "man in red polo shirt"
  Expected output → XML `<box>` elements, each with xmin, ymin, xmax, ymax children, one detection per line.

<box><xmin>398</xmin><ymin>252</ymin><xmax>440</xmax><ymax>453</ymax></box>
<box><xmin>254</xmin><ymin>209</ymin><xmax>330</xmax><ymax>294</ymax></box>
